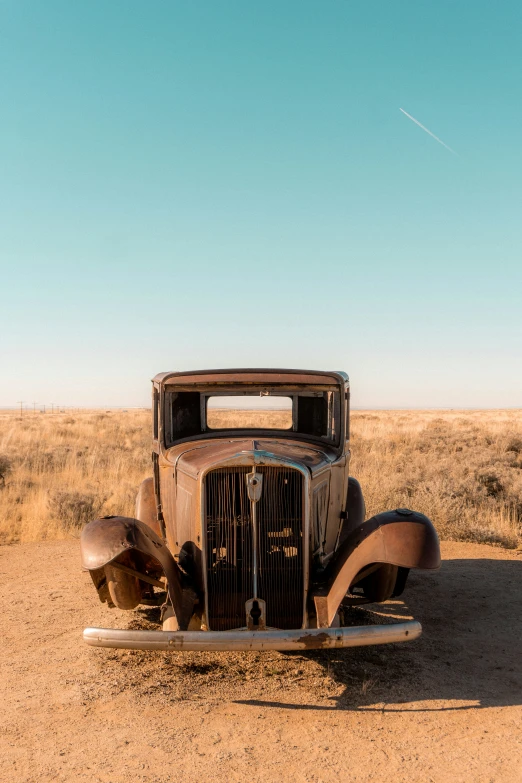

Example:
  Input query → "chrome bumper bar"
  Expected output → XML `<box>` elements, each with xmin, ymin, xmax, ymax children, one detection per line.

<box><xmin>83</xmin><ymin>620</ymin><xmax>421</xmax><ymax>651</ymax></box>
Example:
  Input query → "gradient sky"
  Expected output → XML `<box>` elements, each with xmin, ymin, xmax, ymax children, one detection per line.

<box><xmin>1</xmin><ymin>1</ymin><xmax>521</xmax><ymax>408</ymax></box>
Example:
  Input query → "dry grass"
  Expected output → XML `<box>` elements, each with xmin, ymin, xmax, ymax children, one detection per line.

<box><xmin>351</xmin><ymin>410</ymin><xmax>522</xmax><ymax>549</ymax></box>
<box><xmin>207</xmin><ymin>408</ymin><xmax>292</xmax><ymax>430</ymax></box>
<box><xmin>0</xmin><ymin>410</ymin><xmax>151</xmax><ymax>543</ymax></box>
<box><xmin>0</xmin><ymin>408</ymin><xmax>521</xmax><ymax>548</ymax></box>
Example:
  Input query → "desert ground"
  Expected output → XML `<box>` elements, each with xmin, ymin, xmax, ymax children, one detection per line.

<box><xmin>1</xmin><ymin>408</ymin><xmax>521</xmax><ymax>781</ymax></box>
<box><xmin>1</xmin><ymin>538</ymin><xmax>521</xmax><ymax>782</ymax></box>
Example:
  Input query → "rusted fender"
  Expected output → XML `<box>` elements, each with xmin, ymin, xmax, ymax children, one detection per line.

<box><xmin>80</xmin><ymin>516</ymin><xmax>195</xmax><ymax>630</ymax></box>
<box><xmin>313</xmin><ymin>509</ymin><xmax>441</xmax><ymax>628</ymax></box>
<box><xmin>134</xmin><ymin>477</ymin><xmax>162</xmax><ymax>537</ymax></box>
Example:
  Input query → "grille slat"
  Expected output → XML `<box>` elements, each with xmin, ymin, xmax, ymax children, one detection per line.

<box><xmin>205</xmin><ymin>466</ymin><xmax>304</xmax><ymax>631</ymax></box>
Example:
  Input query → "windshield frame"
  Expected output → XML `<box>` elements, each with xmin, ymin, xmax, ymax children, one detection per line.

<box><xmin>161</xmin><ymin>382</ymin><xmax>344</xmax><ymax>452</ymax></box>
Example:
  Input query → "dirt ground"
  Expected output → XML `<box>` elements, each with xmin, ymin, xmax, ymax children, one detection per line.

<box><xmin>1</xmin><ymin>540</ymin><xmax>521</xmax><ymax>783</ymax></box>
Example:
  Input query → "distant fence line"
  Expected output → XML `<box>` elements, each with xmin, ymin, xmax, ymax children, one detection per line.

<box><xmin>1</xmin><ymin>406</ymin><xmax>151</xmax><ymax>415</ymax></box>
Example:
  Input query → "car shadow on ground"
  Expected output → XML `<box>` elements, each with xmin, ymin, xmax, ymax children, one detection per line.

<box><xmin>234</xmin><ymin>558</ymin><xmax>522</xmax><ymax>712</ymax></box>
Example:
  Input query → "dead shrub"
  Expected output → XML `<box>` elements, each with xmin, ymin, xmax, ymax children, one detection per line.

<box><xmin>460</xmin><ymin>524</ymin><xmax>518</xmax><ymax>549</ymax></box>
<box><xmin>48</xmin><ymin>490</ymin><xmax>106</xmax><ymax>529</ymax></box>
<box><xmin>506</xmin><ymin>437</ymin><xmax>522</xmax><ymax>454</ymax></box>
<box><xmin>476</xmin><ymin>472</ymin><xmax>504</xmax><ymax>497</ymax></box>
<box><xmin>23</xmin><ymin>446</ymin><xmax>73</xmax><ymax>473</ymax></box>
<box><xmin>0</xmin><ymin>454</ymin><xmax>12</xmax><ymax>486</ymax></box>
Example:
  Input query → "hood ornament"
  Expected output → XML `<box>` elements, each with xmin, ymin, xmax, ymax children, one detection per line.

<box><xmin>246</xmin><ymin>470</ymin><xmax>263</xmax><ymax>502</ymax></box>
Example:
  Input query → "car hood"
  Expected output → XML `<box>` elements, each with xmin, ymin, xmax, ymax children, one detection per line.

<box><xmin>165</xmin><ymin>438</ymin><xmax>337</xmax><ymax>479</ymax></box>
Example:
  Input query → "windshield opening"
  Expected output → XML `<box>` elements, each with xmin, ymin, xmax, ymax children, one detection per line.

<box><xmin>163</xmin><ymin>387</ymin><xmax>339</xmax><ymax>446</ymax></box>
<box><xmin>207</xmin><ymin>395</ymin><xmax>292</xmax><ymax>430</ymax></box>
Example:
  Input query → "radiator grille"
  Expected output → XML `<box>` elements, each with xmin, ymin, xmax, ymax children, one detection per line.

<box><xmin>205</xmin><ymin>466</ymin><xmax>304</xmax><ymax>631</ymax></box>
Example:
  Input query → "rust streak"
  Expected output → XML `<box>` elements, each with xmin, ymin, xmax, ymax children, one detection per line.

<box><xmin>297</xmin><ymin>632</ymin><xmax>331</xmax><ymax>649</ymax></box>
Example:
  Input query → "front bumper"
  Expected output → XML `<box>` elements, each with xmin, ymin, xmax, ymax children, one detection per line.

<box><xmin>83</xmin><ymin>620</ymin><xmax>421</xmax><ymax>651</ymax></box>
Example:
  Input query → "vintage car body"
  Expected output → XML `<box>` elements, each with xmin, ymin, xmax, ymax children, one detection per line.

<box><xmin>81</xmin><ymin>369</ymin><xmax>440</xmax><ymax>651</ymax></box>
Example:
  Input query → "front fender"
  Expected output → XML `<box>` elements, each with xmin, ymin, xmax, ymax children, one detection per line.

<box><xmin>313</xmin><ymin>509</ymin><xmax>440</xmax><ymax>628</ymax></box>
<box><xmin>80</xmin><ymin>516</ymin><xmax>196</xmax><ymax>629</ymax></box>
<box><xmin>134</xmin><ymin>477</ymin><xmax>162</xmax><ymax>537</ymax></box>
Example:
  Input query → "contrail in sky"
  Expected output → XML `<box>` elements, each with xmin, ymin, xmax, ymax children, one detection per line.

<box><xmin>399</xmin><ymin>107</ymin><xmax>457</xmax><ymax>155</ymax></box>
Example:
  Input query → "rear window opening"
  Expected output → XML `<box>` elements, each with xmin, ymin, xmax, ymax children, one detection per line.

<box><xmin>206</xmin><ymin>395</ymin><xmax>292</xmax><ymax>430</ymax></box>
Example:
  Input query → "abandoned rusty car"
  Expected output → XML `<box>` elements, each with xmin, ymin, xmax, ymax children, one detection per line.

<box><xmin>81</xmin><ymin>369</ymin><xmax>440</xmax><ymax>651</ymax></box>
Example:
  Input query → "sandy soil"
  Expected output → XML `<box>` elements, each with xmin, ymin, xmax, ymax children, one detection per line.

<box><xmin>1</xmin><ymin>540</ymin><xmax>521</xmax><ymax>783</ymax></box>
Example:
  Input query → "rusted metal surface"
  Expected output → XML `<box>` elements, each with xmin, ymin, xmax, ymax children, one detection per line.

<box><xmin>155</xmin><ymin>369</ymin><xmax>349</xmax><ymax>457</ymax></box>
<box><xmin>246</xmin><ymin>470</ymin><xmax>262</xmax><ymax>601</ymax></box>
<box><xmin>83</xmin><ymin>620</ymin><xmax>421</xmax><ymax>651</ymax></box>
<box><xmin>203</xmin><ymin>465</ymin><xmax>306</xmax><ymax>631</ymax></box>
<box><xmin>134</xmin><ymin>477</ymin><xmax>161</xmax><ymax>537</ymax></box>
<box><xmin>80</xmin><ymin>516</ymin><xmax>196</xmax><ymax>629</ymax></box>
<box><xmin>153</xmin><ymin>369</ymin><xmax>348</xmax><ymax>387</ymax></box>
<box><xmin>81</xmin><ymin>368</ymin><xmax>441</xmax><ymax>651</ymax></box>
<box><xmin>109</xmin><ymin>561</ymin><xmax>165</xmax><ymax>589</ymax></box>
<box><xmin>245</xmin><ymin>598</ymin><xmax>267</xmax><ymax>630</ymax></box>
<box><xmin>170</xmin><ymin>439</ymin><xmax>334</xmax><ymax>480</ymax></box>
<box><xmin>312</xmin><ymin>510</ymin><xmax>441</xmax><ymax>628</ymax></box>
<box><xmin>200</xmin><ymin>457</ymin><xmax>311</xmax><ymax>632</ymax></box>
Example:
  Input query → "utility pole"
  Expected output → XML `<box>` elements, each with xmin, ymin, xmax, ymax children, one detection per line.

<box><xmin>33</xmin><ymin>402</ymin><xmax>38</xmax><ymax>414</ymax></box>
<box><xmin>17</xmin><ymin>401</ymin><xmax>25</xmax><ymax>417</ymax></box>
<box><xmin>51</xmin><ymin>403</ymin><xmax>55</xmax><ymax>414</ymax></box>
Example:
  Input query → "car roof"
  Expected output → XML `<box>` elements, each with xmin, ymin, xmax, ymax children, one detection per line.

<box><xmin>153</xmin><ymin>368</ymin><xmax>349</xmax><ymax>387</ymax></box>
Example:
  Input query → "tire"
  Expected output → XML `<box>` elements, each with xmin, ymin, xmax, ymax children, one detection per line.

<box><xmin>338</xmin><ymin>477</ymin><xmax>366</xmax><ymax>546</ymax></box>
<box><xmin>104</xmin><ymin>564</ymin><xmax>142</xmax><ymax>610</ymax></box>
<box><xmin>392</xmin><ymin>566</ymin><xmax>410</xmax><ymax>597</ymax></box>
<box><xmin>359</xmin><ymin>564</ymin><xmax>398</xmax><ymax>603</ymax></box>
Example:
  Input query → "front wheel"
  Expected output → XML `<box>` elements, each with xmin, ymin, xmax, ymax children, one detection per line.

<box><xmin>359</xmin><ymin>564</ymin><xmax>398</xmax><ymax>603</ymax></box>
<box><xmin>104</xmin><ymin>564</ymin><xmax>142</xmax><ymax>610</ymax></box>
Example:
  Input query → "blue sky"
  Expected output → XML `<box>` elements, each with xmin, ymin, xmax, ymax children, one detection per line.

<box><xmin>1</xmin><ymin>1</ymin><xmax>521</xmax><ymax>408</ymax></box>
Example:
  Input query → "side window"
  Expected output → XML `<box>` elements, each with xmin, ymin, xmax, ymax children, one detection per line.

<box><xmin>345</xmin><ymin>388</ymin><xmax>350</xmax><ymax>441</ymax></box>
<box><xmin>166</xmin><ymin>392</ymin><xmax>201</xmax><ymax>442</ymax></box>
<box><xmin>152</xmin><ymin>385</ymin><xmax>159</xmax><ymax>441</ymax></box>
<box><xmin>295</xmin><ymin>391</ymin><xmax>340</xmax><ymax>443</ymax></box>
<box><xmin>296</xmin><ymin>393</ymin><xmax>328</xmax><ymax>437</ymax></box>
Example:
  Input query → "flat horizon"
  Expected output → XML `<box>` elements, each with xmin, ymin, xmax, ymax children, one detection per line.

<box><xmin>2</xmin><ymin>405</ymin><xmax>522</xmax><ymax>412</ymax></box>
